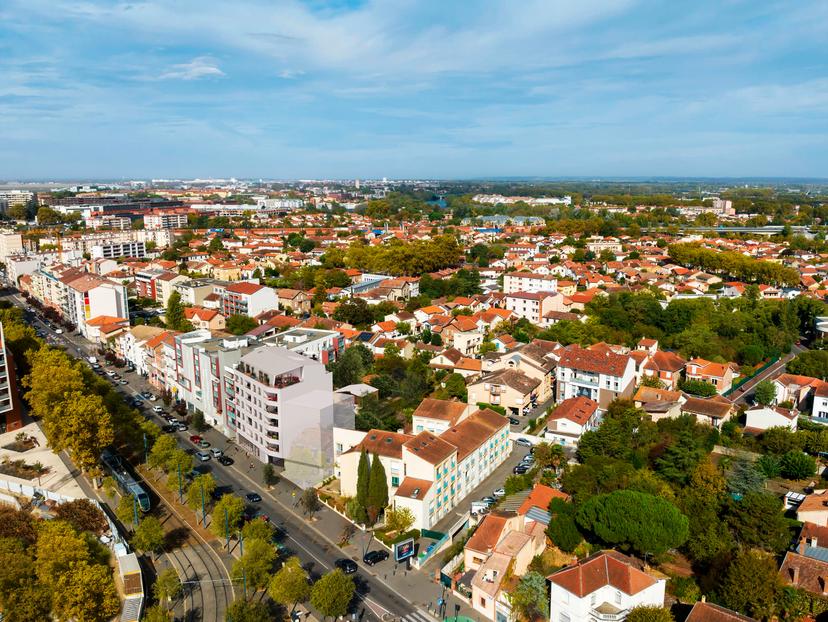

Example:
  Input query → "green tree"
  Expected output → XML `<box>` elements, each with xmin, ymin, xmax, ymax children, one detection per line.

<box><xmin>300</xmin><ymin>488</ymin><xmax>321</xmax><ymax>519</ymax></box>
<box><xmin>310</xmin><ymin>569</ymin><xmax>355</xmax><ymax>620</ymax></box>
<box><xmin>355</xmin><ymin>449</ymin><xmax>370</xmax><ymax>517</ymax></box>
<box><xmin>232</xmin><ymin>537</ymin><xmax>276</xmax><ymax>591</ymax></box>
<box><xmin>209</xmin><ymin>237</ymin><xmax>225</xmax><ymax>252</ymax></box>
<box><xmin>509</xmin><ymin>571</ymin><xmax>549</xmax><ymax>620</ymax></box>
<box><xmin>442</xmin><ymin>373</ymin><xmax>468</xmax><ymax>400</ymax></box>
<box><xmin>116</xmin><ymin>494</ymin><xmax>141</xmax><ymax>527</ymax></box>
<box><xmin>679</xmin><ymin>379</ymin><xmax>718</xmax><ymax>397</ymax></box>
<box><xmin>787</xmin><ymin>350</ymin><xmax>828</xmax><ymax>379</ymax></box>
<box><xmin>36</xmin><ymin>206</ymin><xmax>63</xmax><ymax>225</ymax></box>
<box><xmin>626</xmin><ymin>606</ymin><xmax>675</xmax><ymax>622</ymax></box>
<box><xmin>263</xmin><ymin>463</ymin><xmax>278</xmax><ymax>487</ymax></box>
<box><xmin>142</xmin><ymin>605</ymin><xmax>173</xmax><ymax>622</ymax></box>
<box><xmin>191</xmin><ymin>410</ymin><xmax>207</xmax><ymax>432</ymax></box>
<box><xmin>225</xmin><ymin>598</ymin><xmax>272</xmax><ymax>621</ymax></box>
<box><xmin>52</xmin><ymin>560</ymin><xmax>120</xmax><ymax>622</ymax></box>
<box><xmin>654</xmin><ymin>429</ymin><xmax>707</xmax><ymax>486</ymax></box>
<box><xmin>186</xmin><ymin>473</ymin><xmax>217</xmax><ymax>513</ymax></box>
<box><xmin>779</xmin><ymin>451</ymin><xmax>816</xmax><ymax>480</ymax></box>
<box><xmin>330</xmin><ymin>346</ymin><xmax>369</xmax><ymax>388</ymax></box>
<box><xmin>754</xmin><ymin>380</ymin><xmax>777</xmax><ymax>406</ymax></box>
<box><xmin>366</xmin><ymin>453</ymin><xmax>388</xmax><ymax>524</ymax></box>
<box><xmin>241</xmin><ymin>518</ymin><xmax>272</xmax><ymax>543</ymax></box>
<box><xmin>719</xmin><ymin>548</ymin><xmax>781</xmax><ymax>619</ymax></box>
<box><xmin>268</xmin><ymin>556</ymin><xmax>311</xmax><ymax>612</ymax></box>
<box><xmin>533</xmin><ymin>443</ymin><xmax>566</xmax><ymax>470</ymax></box>
<box><xmin>132</xmin><ymin>516</ymin><xmax>165</xmax><ymax>557</ymax></box>
<box><xmin>726</xmin><ymin>492</ymin><xmax>791</xmax><ymax>553</ymax></box>
<box><xmin>384</xmin><ymin>507</ymin><xmax>415</xmax><ymax>534</ymax></box>
<box><xmin>545</xmin><ymin>498</ymin><xmax>582</xmax><ymax>553</ymax></box>
<box><xmin>226</xmin><ymin>314</ymin><xmax>257</xmax><ymax>335</ymax></box>
<box><xmin>211</xmin><ymin>494</ymin><xmax>245</xmax><ymax>540</ymax></box>
<box><xmin>54</xmin><ymin>499</ymin><xmax>107</xmax><ymax>535</ymax></box>
<box><xmin>165</xmin><ymin>292</ymin><xmax>193</xmax><ymax>332</ymax></box>
<box><xmin>726</xmin><ymin>457</ymin><xmax>766</xmax><ymax>496</ymax></box>
<box><xmin>576</xmin><ymin>490</ymin><xmax>689</xmax><ymax>556</ymax></box>
<box><xmin>153</xmin><ymin>568</ymin><xmax>182</xmax><ymax>608</ymax></box>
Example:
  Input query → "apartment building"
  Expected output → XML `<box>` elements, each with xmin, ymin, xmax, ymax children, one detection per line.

<box><xmin>144</xmin><ymin>211</ymin><xmax>189</xmax><ymax>230</ymax></box>
<box><xmin>118</xmin><ymin>325</ymin><xmax>168</xmax><ymax>377</ymax></box>
<box><xmin>223</xmin><ymin>346</ymin><xmax>354</xmax><ymax>488</ymax></box>
<box><xmin>0</xmin><ymin>233</ymin><xmax>23</xmax><ymax>262</ymax></box>
<box><xmin>218</xmin><ymin>282</ymin><xmax>278</xmax><ymax>318</ymax></box>
<box><xmin>336</xmin><ymin>405</ymin><xmax>510</xmax><ymax>529</ymax></box>
<box><xmin>504</xmin><ymin>291</ymin><xmax>567</xmax><ymax>324</ymax></box>
<box><xmin>0</xmin><ymin>322</ymin><xmax>23</xmax><ymax>433</ymax></box>
<box><xmin>483</xmin><ymin>339</ymin><xmax>560</xmax><ymax>403</ymax></box>
<box><xmin>467</xmin><ymin>369</ymin><xmax>541</xmax><ymax>417</ymax></box>
<box><xmin>556</xmin><ymin>345</ymin><xmax>636</xmax><ymax>410</ymax></box>
<box><xmin>173</xmin><ymin>279</ymin><xmax>219</xmax><ymax>307</ymax></box>
<box><xmin>548</xmin><ymin>550</ymin><xmax>666</xmax><ymax>622</ymax></box>
<box><xmin>0</xmin><ymin>190</ymin><xmax>33</xmax><ymax>210</ymax></box>
<box><xmin>91</xmin><ymin>240</ymin><xmax>146</xmax><ymax>260</ymax></box>
<box><xmin>502</xmin><ymin>272</ymin><xmax>558</xmax><ymax>294</ymax></box>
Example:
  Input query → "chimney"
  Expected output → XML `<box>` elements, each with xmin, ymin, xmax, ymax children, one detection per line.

<box><xmin>814</xmin><ymin>536</ymin><xmax>820</xmax><ymax>548</ymax></box>
<box><xmin>700</xmin><ymin>596</ymin><xmax>706</xmax><ymax>603</ymax></box>
<box><xmin>792</xmin><ymin>566</ymin><xmax>801</xmax><ymax>584</ymax></box>
<box><xmin>800</xmin><ymin>538</ymin><xmax>808</xmax><ymax>555</ymax></box>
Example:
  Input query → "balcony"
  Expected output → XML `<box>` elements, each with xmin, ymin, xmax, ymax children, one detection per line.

<box><xmin>571</xmin><ymin>373</ymin><xmax>599</xmax><ymax>387</ymax></box>
<box><xmin>590</xmin><ymin>603</ymin><xmax>626</xmax><ymax>622</ymax></box>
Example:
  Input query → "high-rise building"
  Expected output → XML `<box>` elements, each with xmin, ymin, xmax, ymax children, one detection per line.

<box><xmin>0</xmin><ymin>322</ymin><xmax>23</xmax><ymax>433</ymax></box>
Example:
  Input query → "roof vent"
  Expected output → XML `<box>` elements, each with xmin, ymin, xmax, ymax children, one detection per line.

<box><xmin>411</xmin><ymin>488</ymin><xmax>420</xmax><ymax>498</ymax></box>
<box><xmin>385</xmin><ymin>437</ymin><xmax>392</xmax><ymax>444</ymax></box>
<box><xmin>369</xmin><ymin>434</ymin><xmax>377</xmax><ymax>441</ymax></box>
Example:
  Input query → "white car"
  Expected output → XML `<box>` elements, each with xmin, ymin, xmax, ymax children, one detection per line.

<box><xmin>54</xmin><ymin>328</ymin><xmax>63</xmax><ymax>334</ymax></box>
<box><xmin>493</xmin><ymin>488</ymin><xmax>505</xmax><ymax>497</ymax></box>
<box><xmin>210</xmin><ymin>447</ymin><xmax>224</xmax><ymax>458</ymax></box>
<box><xmin>153</xmin><ymin>406</ymin><xmax>164</xmax><ymax>414</ymax></box>
<box><xmin>148</xmin><ymin>395</ymin><xmax>158</xmax><ymax>402</ymax></box>
<box><xmin>515</xmin><ymin>438</ymin><xmax>533</xmax><ymax>447</ymax></box>
<box><xmin>196</xmin><ymin>451</ymin><xmax>211</xmax><ymax>462</ymax></box>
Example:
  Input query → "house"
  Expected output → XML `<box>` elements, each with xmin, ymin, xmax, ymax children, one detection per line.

<box><xmin>544</xmin><ymin>396</ymin><xmax>599</xmax><ymax>446</ymax></box>
<box><xmin>411</xmin><ymin>398</ymin><xmax>471</xmax><ymax>435</ymax></box>
<box><xmin>779</xmin><ymin>539</ymin><xmax>828</xmax><ymax>596</ymax></box>
<box><xmin>633</xmin><ymin>386</ymin><xmax>684</xmax><ymax>422</ymax></box>
<box><xmin>773</xmin><ymin>373</ymin><xmax>823</xmax><ymax>409</ymax></box>
<box><xmin>548</xmin><ymin>550</ymin><xmax>666</xmax><ymax>622</ymax></box>
<box><xmin>744</xmin><ymin>405</ymin><xmax>797</xmax><ymax>433</ymax></box>
<box><xmin>442</xmin><ymin>315</ymin><xmax>484</xmax><ymax>356</ymax></box>
<box><xmin>184</xmin><ymin>307</ymin><xmax>226</xmax><ymax>331</ymax></box>
<box><xmin>504</xmin><ymin>291</ymin><xmax>567</xmax><ymax>324</ymax></box>
<box><xmin>796</xmin><ymin>491</ymin><xmax>828</xmax><ymax>526</ymax></box>
<box><xmin>277</xmin><ymin>288</ymin><xmax>311</xmax><ymax>315</ymax></box>
<box><xmin>680</xmin><ymin>395</ymin><xmax>734</xmax><ymax>428</ymax></box>
<box><xmin>633</xmin><ymin>341</ymin><xmax>686</xmax><ymax>390</ymax></box>
<box><xmin>556</xmin><ymin>344</ymin><xmax>637</xmax><ymax>410</ymax></box>
<box><xmin>686</xmin><ymin>358</ymin><xmax>734</xmax><ymax>394</ymax></box>
<box><xmin>516</xmin><ymin>483</ymin><xmax>570</xmax><ymax>528</ymax></box>
<box><xmin>467</xmin><ymin>369</ymin><xmax>541</xmax><ymax>417</ymax></box>
<box><xmin>484</xmin><ymin>339</ymin><xmax>560</xmax><ymax>403</ymax></box>
<box><xmin>685</xmin><ymin>602</ymin><xmax>756</xmax><ymax>622</ymax></box>
<box><xmin>813</xmin><ymin>382</ymin><xmax>828</xmax><ymax>421</ymax></box>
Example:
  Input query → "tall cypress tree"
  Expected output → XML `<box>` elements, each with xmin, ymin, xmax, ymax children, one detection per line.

<box><xmin>356</xmin><ymin>449</ymin><xmax>370</xmax><ymax>511</ymax></box>
<box><xmin>367</xmin><ymin>453</ymin><xmax>389</xmax><ymax>524</ymax></box>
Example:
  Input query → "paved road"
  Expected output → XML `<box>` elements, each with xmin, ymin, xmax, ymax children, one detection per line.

<box><xmin>730</xmin><ymin>344</ymin><xmax>805</xmax><ymax>405</ymax></box>
<box><xmin>9</xmin><ymin>291</ymin><xmax>443</xmax><ymax>622</ymax></box>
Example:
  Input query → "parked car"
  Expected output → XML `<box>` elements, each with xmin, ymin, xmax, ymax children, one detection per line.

<box><xmin>175</xmin><ymin>423</ymin><xmax>188</xmax><ymax>432</ymax></box>
<box><xmin>197</xmin><ymin>440</ymin><xmax>211</xmax><ymax>449</ymax></box>
<box><xmin>210</xmin><ymin>448</ymin><xmax>223</xmax><ymax>458</ymax></box>
<box><xmin>189</xmin><ymin>435</ymin><xmax>203</xmax><ymax>444</ymax></box>
<box><xmin>508</xmin><ymin>417</ymin><xmax>520</xmax><ymax>425</ymax></box>
<box><xmin>119</xmin><ymin>379</ymin><xmax>128</xmax><ymax>385</ymax></box>
<box><xmin>141</xmin><ymin>391</ymin><xmax>152</xmax><ymax>398</ymax></box>
<box><xmin>362</xmin><ymin>550</ymin><xmax>389</xmax><ymax>566</ymax></box>
<box><xmin>148</xmin><ymin>395</ymin><xmax>158</xmax><ymax>401</ymax></box>
<box><xmin>335</xmin><ymin>558</ymin><xmax>358</xmax><ymax>574</ymax></box>
<box><xmin>161</xmin><ymin>424</ymin><xmax>177</xmax><ymax>433</ymax></box>
<box><xmin>153</xmin><ymin>406</ymin><xmax>164</xmax><ymax>414</ymax></box>
<box><xmin>493</xmin><ymin>488</ymin><xmax>505</xmax><ymax>497</ymax></box>
<box><xmin>218</xmin><ymin>455</ymin><xmax>234</xmax><ymax>466</ymax></box>
<box><xmin>246</xmin><ymin>492</ymin><xmax>262</xmax><ymax>503</ymax></box>
<box><xmin>513</xmin><ymin>465</ymin><xmax>530</xmax><ymax>475</ymax></box>
<box><xmin>481</xmin><ymin>496</ymin><xmax>497</xmax><ymax>505</ymax></box>
<box><xmin>515</xmin><ymin>438</ymin><xmax>533</xmax><ymax>447</ymax></box>
<box><xmin>196</xmin><ymin>451</ymin><xmax>211</xmax><ymax>462</ymax></box>
<box><xmin>212</xmin><ymin>485</ymin><xmax>234</xmax><ymax>501</ymax></box>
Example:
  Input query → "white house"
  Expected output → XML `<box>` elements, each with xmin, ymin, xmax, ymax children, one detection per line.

<box><xmin>548</xmin><ymin>551</ymin><xmax>666</xmax><ymax>622</ymax></box>
<box><xmin>744</xmin><ymin>405</ymin><xmax>798</xmax><ymax>433</ymax></box>
<box><xmin>812</xmin><ymin>383</ymin><xmax>828</xmax><ymax>421</ymax></box>
<box><xmin>544</xmin><ymin>396</ymin><xmax>600</xmax><ymax>446</ymax></box>
<box><xmin>556</xmin><ymin>345</ymin><xmax>636</xmax><ymax>411</ymax></box>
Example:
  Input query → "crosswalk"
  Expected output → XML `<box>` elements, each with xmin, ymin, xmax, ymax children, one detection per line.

<box><xmin>401</xmin><ymin>609</ymin><xmax>438</xmax><ymax>622</ymax></box>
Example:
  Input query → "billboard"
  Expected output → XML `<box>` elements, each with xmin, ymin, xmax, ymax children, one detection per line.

<box><xmin>394</xmin><ymin>537</ymin><xmax>415</xmax><ymax>562</ymax></box>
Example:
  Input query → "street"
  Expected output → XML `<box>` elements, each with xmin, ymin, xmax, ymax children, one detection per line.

<box><xmin>5</xmin><ymin>289</ymin><xmax>443</xmax><ymax>622</ymax></box>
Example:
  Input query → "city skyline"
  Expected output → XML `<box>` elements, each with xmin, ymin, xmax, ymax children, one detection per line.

<box><xmin>1</xmin><ymin>0</ymin><xmax>826</xmax><ymax>179</ymax></box>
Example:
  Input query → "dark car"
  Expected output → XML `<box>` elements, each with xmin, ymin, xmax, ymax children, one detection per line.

<box><xmin>212</xmin><ymin>485</ymin><xmax>234</xmax><ymax>501</ymax></box>
<box><xmin>246</xmin><ymin>492</ymin><xmax>262</xmax><ymax>503</ymax></box>
<box><xmin>362</xmin><ymin>550</ymin><xmax>389</xmax><ymax>566</ymax></box>
<box><xmin>335</xmin><ymin>558</ymin><xmax>358</xmax><ymax>574</ymax></box>
<box><xmin>161</xmin><ymin>424</ymin><xmax>177</xmax><ymax>433</ymax></box>
<box><xmin>508</xmin><ymin>417</ymin><xmax>520</xmax><ymax>425</ymax></box>
<box><xmin>513</xmin><ymin>465</ymin><xmax>530</xmax><ymax>475</ymax></box>
<box><xmin>217</xmin><ymin>455</ymin><xmax>234</xmax><ymax>466</ymax></box>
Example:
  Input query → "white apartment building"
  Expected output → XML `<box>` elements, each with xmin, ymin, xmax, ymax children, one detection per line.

<box><xmin>224</xmin><ymin>346</ymin><xmax>353</xmax><ymax>488</ymax></box>
<box><xmin>544</xmin><ymin>396</ymin><xmax>600</xmax><ymax>446</ymax></box>
<box><xmin>217</xmin><ymin>282</ymin><xmax>278</xmax><ymax>319</ymax></box>
<box><xmin>0</xmin><ymin>190</ymin><xmax>33</xmax><ymax>209</ymax></box>
<box><xmin>0</xmin><ymin>233</ymin><xmax>23</xmax><ymax>262</ymax></box>
<box><xmin>336</xmin><ymin>405</ymin><xmax>510</xmax><ymax>530</ymax></box>
<box><xmin>556</xmin><ymin>345</ymin><xmax>636</xmax><ymax>411</ymax></box>
<box><xmin>91</xmin><ymin>240</ymin><xmax>146</xmax><ymax>260</ymax></box>
<box><xmin>144</xmin><ymin>212</ymin><xmax>189</xmax><ymax>230</ymax></box>
<box><xmin>813</xmin><ymin>383</ymin><xmax>828</xmax><ymax>421</ymax></box>
<box><xmin>549</xmin><ymin>551</ymin><xmax>666</xmax><ymax>622</ymax></box>
<box><xmin>64</xmin><ymin>275</ymin><xmax>130</xmax><ymax>338</ymax></box>
<box><xmin>503</xmin><ymin>272</ymin><xmax>558</xmax><ymax>295</ymax></box>
<box><xmin>504</xmin><ymin>291</ymin><xmax>566</xmax><ymax>324</ymax></box>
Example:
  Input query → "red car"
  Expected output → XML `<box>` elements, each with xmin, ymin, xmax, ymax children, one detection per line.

<box><xmin>189</xmin><ymin>435</ymin><xmax>202</xmax><ymax>444</ymax></box>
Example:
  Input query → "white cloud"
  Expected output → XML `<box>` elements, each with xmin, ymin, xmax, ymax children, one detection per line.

<box><xmin>159</xmin><ymin>56</ymin><xmax>224</xmax><ymax>80</ymax></box>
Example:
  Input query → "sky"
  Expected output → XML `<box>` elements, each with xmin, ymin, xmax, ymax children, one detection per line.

<box><xmin>1</xmin><ymin>0</ymin><xmax>826</xmax><ymax>180</ymax></box>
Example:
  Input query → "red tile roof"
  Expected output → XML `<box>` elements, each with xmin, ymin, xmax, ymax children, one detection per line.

<box><xmin>558</xmin><ymin>344</ymin><xmax>630</xmax><ymax>377</ymax></box>
<box><xmin>548</xmin><ymin>550</ymin><xmax>658</xmax><ymax>598</ymax></box>
<box><xmin>548</xmin><ymin>396</ymin><xmax>598</xmax><ymax>425</ymax></box>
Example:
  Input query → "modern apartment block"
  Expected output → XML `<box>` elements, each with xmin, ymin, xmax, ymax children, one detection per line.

<box><xmin>223</xmin><ymin>345</ymin><xmax>354</xmax><ymax>488</ymax></box>
<box><xmin>217</xmin><ymin>282</ymin><xmax>278</xmax><ymax>318</ymax></box>
<box><xmin>503</xmin><ymin>271</ymin><xmax>558</xmax><ymax>294</ymax></box>
<box><xmin>143</xmin><ymin>211</ymin><xmax>189</xmax><ymax>230</ymax></box>
<box><xmin>91</xmin><ymin>240</ymin><xmax>146</xmax><ymax>260</ymax></box>
<box><xmin>0</xmin><ymin>233</ymin><xmax>24</xmax><ymax>262</ymax></box>
<box><xmin>0</xmin><ymin>322</ymin><xmax>23</xmax><ymax>433</ymax></box>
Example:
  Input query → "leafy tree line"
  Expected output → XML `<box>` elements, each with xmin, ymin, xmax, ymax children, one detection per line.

<box><xmin>340</xmin><ymin>235</ymin><xmax>463</xmax><ymax>276</ymax></box>
<box><xmin>668</xmin><ymin>242</ymin><xmax>800</xmax><ymax>287</ymax></box>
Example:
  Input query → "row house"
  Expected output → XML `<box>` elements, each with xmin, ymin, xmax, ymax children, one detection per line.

<box><xmin>632</xmin><ymin>338</ymin><xmax>687</xmax><ymax>390</ymax></box>
<box><xmin>556</xmin><ymin>344</ymin><xmax>637</xmax><ymax>410</ymax></box>
<box><xmin>184</xmin><ymin>307</ymin><xmax>226</xmax><ymax>331</ymax></box>
<box><xmin>336</xmin><ymin>406</ymin><xmax>510</xmax><ymax>530</ymax></box>
<box><xmin>428</xmin><ymin>348</ymin><xmax>483</xmax><ymax>379</ymax></box>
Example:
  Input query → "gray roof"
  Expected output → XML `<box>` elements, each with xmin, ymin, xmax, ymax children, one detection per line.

<box><xmin>239</xmin><ymin>345</ymin><xmax>308</xmax><ymax>376</ymax></box>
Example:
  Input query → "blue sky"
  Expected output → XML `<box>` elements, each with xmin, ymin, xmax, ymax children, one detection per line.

<box><xmin>1</xmin><ymin>0</ymin><xmax>826</xmax><ymax>180</ymax></box>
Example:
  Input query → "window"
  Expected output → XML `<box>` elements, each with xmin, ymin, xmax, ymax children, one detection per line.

<box><xmin>391</xmin><ymin>476</ymin><xmax>399</xmax><ymax>487</ymax></box>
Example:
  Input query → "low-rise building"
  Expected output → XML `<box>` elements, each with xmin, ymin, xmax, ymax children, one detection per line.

<box><xmin>686</xmin><ymin>358</ymin><xmax>734</xmax><ymax>394</ymax></box>
<box><xmin>744</xmin><ymin>404</ymin><xmax>797</xmax><ymax>433</ymax></box>
<box><xmin>556</xmin><ymin>345</ymin><xmax>636</xmax><ymax>410</ymax></box>
<box><xmin>218</xmin><ymin>282</ymin><xmax>278</xmax><ymax>319</ymax></box>
<box><xmin>467</xmin><ymin>369</ymin><xmax>541</xmax><ymax>417</ymax></box>
<box><xmin>544</xmin><ymin>396</ymin><xmax>599</xmax><ymax>446</ymax></box>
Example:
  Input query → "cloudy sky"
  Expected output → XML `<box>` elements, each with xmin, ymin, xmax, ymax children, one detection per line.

<box><xmin>1</xmin><ymin>0</ymin><xmax>826</xmax><ymax>179</ymax></box>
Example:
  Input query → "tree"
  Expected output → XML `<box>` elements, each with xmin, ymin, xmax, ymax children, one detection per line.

<box><xmin>211</xmin><ymin>494</ymin><xmax>245</xmax><ymax>540</ymax></box>
<box><xmin>726</xmin><ymin>492</ymin><xmax>791</xmax><ymax>553</ymax></box>
<box><xmin>754</xmin><ymin>380</ymin><xmax>776</xmax><ymax>406</ymax></box>
<box><xmin>679</xmin><ymin>379</ymin><xmax>718</xmax><ymax>397</ymax></box>
<box><xmin>300</xmin><ymin>488</ymin><xmax>321</xmax><ymax>519</ymax></box>
<box><xmin>226</xmin><ymin>314</ymin><xmax>257</xmax><ymax>335</ymax></box>
<box><xmin>54</xmin><ymin>499</ymin><xmax>107</xmax><ymax>535</ymax></box>
<box><xmin>268</xmin><ymin>556</ymin><xmax>311</xmax><ymax>612</ymax></box>
<box><xmin>626</xmin><ymin>606</ymin><xmax>675</xmax><ymax>622</ymax></box>
<box><xmin>51</xmin><ymin>560</ymin><xmax>120</xmax><ymax>622</ymax></box>
<box><xmin>509</xmin><ymin>571</ymin><xmax>549</xmax><ymax>621</ymax></box>
<box><xmin>232</xmin><ymin>537</ymin><xmax>276</xmax><ymax>591</ymax></box>
<box><xmin>263</xmin><ymin>463</ymin><xmax>278</xmax><ymax>487</ymax></box>
<box><xmin>148</xmin><ymin>435</ymin><xmax>178</xmax><ymax>472</ymax></box>
<box><xmin>787</xmin><ymin>350</ymin><xmax>828</xmax><ymax>379</ymax></box>
<box><xmin>330</xmin><ymin>346</ymin><xmax>369</xmax><ymax>388</ymax></box>
<box><xmin>153</xmin><ymin>567</ymin><xmax>182</xmax><ymax>608</ymax></box>
<box><xmin>116</xmin><ymin>494</ymin><xmax>141</xmax><ymax>527</ymax></box>
<box><xmin>533</xmin><ymin>442</ymin><xmax>566</xmax><ymax>470</ymax></box>
<box><xmin>576</xmin><ymin>490</ymin><xmax>689</xmax><ymax>556</ymax></box>
<box><xmin>442</xmin><ymin>373</ymin><xmax>467</xmax><ymax>401</ymax></box>
<box><xmin>209</xmin><ymin>237</ymin><xmax>225</xmax><ymax>252</ymax></box>
<box><xmin>366</xmin><ymin>453</ymin><xmax>388</xmax><ymax>524</ymax></box>
<box><xmin>191</xmin><ymin>410</ymin><xmax>207</xmax><ymax>433</ymax></box>
<box><xmin>779</xmin><ymin>451</ymin><xmax>816</xmax><ymax>480</ymax></box>
<box><xmin>225</xmin><ymin>598</ymin><xmax>272</xmax><ymax>622</ymax></box>
<box><xmin>36</xmin><ymin>206</ymin><xmax>62</xmax><ymax>225</ymax></box>
<box><xmin>355</xmin><ymin>449</ymin><xmax>370</xmax><ymax>518</ymax></box>
<box><xmin>132</xmin><ymin>516</ymin><xmax>165</xmax><ymax>557</ymax></box>
<box><xmin>333</xmin><ymin>297</ymin><xmax>375</xmax><ymax>328</ymax></box>
<box><xmin>7</xmin><ymin>204</ymin><xmax>28</xmax><ymax>221</ymax></box>
<box><xmin>726</xmin><ymin>457</ymin><xmax>766</xmax><ymax>496</ymax></box>
<box><xmin>654</xmin><ymin>429</ymin><xmax>707</xmax><ymax>486</ymax></box>
<box><xmin>310</xmin><ymin>569</ymin><xmax>355</xmax><ymax>620</ymax></box>
<box><xmin>142</xmin><ymin>605</ymin><xmax>173</xmax><ymax>622</ymax></box>
<box><xmin>165</xmin><ymin>292</ymin><xmax>193</xmax><ymax>332</ymax></box>
<box><xmin>186</xmin><ymin>473</ymin><xmax>217</xmax><ymax>513</ymax></box>
<box><xmin>384</xmin><ymin>507</ymin><xmax>415</xmax><ymax>534</ymax></box>
<box><xmin>545</xmin><ymin>498</ymin><xmax>582</xmax><ymax>553</ymax></box>
<box><xmin>719</xmin><ymin>548</ymin><xmax>781</xmax><ymax>619</ymax></box>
